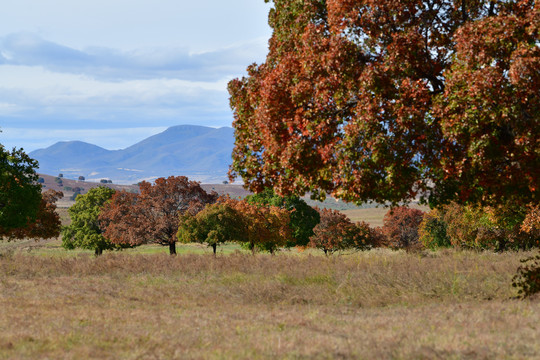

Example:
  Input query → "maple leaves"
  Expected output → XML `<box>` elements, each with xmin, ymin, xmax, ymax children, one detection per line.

<box><xmin>229</xmin><ymin>0</ymin><xmax>539</xmax><ymax>207</ymax></box>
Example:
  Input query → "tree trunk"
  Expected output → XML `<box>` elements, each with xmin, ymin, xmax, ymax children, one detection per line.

<box><xmin>212</xmin><ymin>243</ymin><xmax>217</xmax><ymax>255</ymax></box>
<box><xmin>95</xmin><ymin>247</ymin><xmax>103</xmax><ymax>256</ymax></box>
<box><xmin>250</xmin><ymin>242</ymin><xmax>255</xmax><ymax>255</ymax></box>
<box><xmin>323</xmin><ymin>248</ymin><xmax>328</xmax><ymax>256</ymax></box>
<box><xmin>169</xmin><ymin>242</ymin><xmax>177</xmax><ymax>255</ymax></box>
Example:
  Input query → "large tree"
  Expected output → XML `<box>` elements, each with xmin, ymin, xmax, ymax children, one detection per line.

<box><xmin>228</xmin><ymin>0</ymin><xmax>538</xmax><ymax>207</ymax></box>
<box><xmin>0</xmin><ymin>145</ymin><xmax>42</xmax><ymax>233</ymax></box>
<box><xmin>100</xmin><ymin>176</ymin><xmax>218</xmax><ymax>255</ymax></box>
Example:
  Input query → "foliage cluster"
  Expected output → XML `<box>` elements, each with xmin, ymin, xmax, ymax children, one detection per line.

<box><xmin>382</xmin><ymin>207</ymin><xmax>425</xmax><ymax>251</ymax></box>
<box><xmin>512</xmin><ymin>253</ymin><xmax>540</xmax><ymax>298</ymax></box>
<box><xmin>1</xmin><ymin>145</ymin><xmax>63</xmax><ymax>241</ymax></box>
<box><xmin>61</xmin><ymin>186</ymin><xmax>118</xmax><ymax>256</ymax></box>
<box><xmin>100</xmin><ymin>176</ymin><xmax>218</xmax><ymax>255</ymax></box>
<box><xmin>245</xmin><ymin>188</ymin><xmax>320</xmax><ymax>247</ymax></box>
<box><xmin>309</xmin><ymin>207</ymin><xmax>383</xmax><ymax>254</ymax></box>
<box><xmin>228</xmin><ymin>0</ymin><xmax>538</xmax><ymax>209</ymax></box>
<box><xmin>419</xmin><ymin>203</ymin><xmax>539</xmax><ymax>251</ymax></box>
<box><xmin>178</xmin><ymin>197</ymin><xmax>292</xmax><ymax>254</ymax></box>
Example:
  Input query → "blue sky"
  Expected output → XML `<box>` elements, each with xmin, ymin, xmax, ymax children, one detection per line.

<box><xmin>0</xmin><ymin>0</ymin><xmax>272</xmax><ymax>151</ymax></box>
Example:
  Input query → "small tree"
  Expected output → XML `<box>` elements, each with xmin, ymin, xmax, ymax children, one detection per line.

<box><xmin>309</xmin><ymin>208</ymin><xmax>357</xmax><ymax>255</ymax></box>
<box><xmin>62</xmin><ymin>186</ymin><xmax>116</xmax><ymax>255</ymax></box>
<box><xmin>245</xmin><ymin>188</ymin><xmax>320</xmax><ymax>247</ymax></box>
<box><xmin>178</xmin><ymin>202</ymin><xmax>244</xmax><ymax>254</ymax></box>
<box><xmin>382</xmin><ymin>207</ymin><xmax>425</xmax><ymax>251</ymax></box>
<box><xmin>225</xmin><ymin>198</ymin><xmax>291</xmax><ymax>254</ymax></box>
<box><xmin>419</xmin><ymin>208</ymin><xmax>451</xmax><ymax>250</ymax></box>
<box><xmin>100</xmin><ymin>176</ymin><xmax>218</xmax><ymax>255</ymax></box>
<box><xmin>78</xmin><ymin>176</ymin><xmax>85</xmax><ymax>181</ymax></box>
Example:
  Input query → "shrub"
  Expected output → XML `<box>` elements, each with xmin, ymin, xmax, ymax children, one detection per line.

<box><xmin>419</xmin><ymin>208</ymin><xmax>451</xmax><ymax>250</ymax></box>
<box><xmin>382</xmin><ymin>207</ymin><xmax>425</xmax><ymax>251</ymax></box>
<box><xmin>513</xmin><ymin>253</ymin><xmax>540</xmax><ymax>299</ymax></box>
<box><xmin>308</xmin><ymin>208</ymin><xmax>380</xmax><ymax>254</ymax></box>
<box><xmin>245</xmin><ymin>188</ymin><xmax>320</xmax><ymax>248</ymax></box>
<box><xmin>437</xmin><ymin>202</ymin><xmax>537</xmax><ymax>251</ymax></box>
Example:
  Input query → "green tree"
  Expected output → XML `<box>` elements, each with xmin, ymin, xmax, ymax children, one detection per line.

<box><xmin>62</xmin><ymin>186</ymin><xmax>117</xmax><ymax>255</ymax></box>
<box><xmin>245</xmin><ymin>188</ymin><xmax>320</xmax><ymax>247</ymax></box>
<box><xmin>0</xmin><ymin>145</ymin><xmax>42</xmax><ymax>234</ymax></box>
<box><xmin>178</xmin><ymin>202</ymin><xmax>244</xmax><ymax>254</ymax></box>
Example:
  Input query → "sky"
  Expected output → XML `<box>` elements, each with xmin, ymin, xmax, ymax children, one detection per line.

<box><xmin>0</xmin><ymin>0</ymin><xmax>273</xmax><ymax>152</ymax></box>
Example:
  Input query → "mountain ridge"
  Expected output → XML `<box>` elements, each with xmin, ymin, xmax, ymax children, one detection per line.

<box><xmin>30</xmin><ymin>125</ymin><xmax>235</xmax><ymax>184</ymax></box>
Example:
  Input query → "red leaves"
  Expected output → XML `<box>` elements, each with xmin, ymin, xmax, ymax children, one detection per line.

<box><xmin>100</xmin><ymin>176</ymin><xmax>218</xmax><ymax>254</ymax></box>
<box><xmin>229</xmin><ymin>0</ymin><xmax>538</xmax><ymax>208</ymax></box>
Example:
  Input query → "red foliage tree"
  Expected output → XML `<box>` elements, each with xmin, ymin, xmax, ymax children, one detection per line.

<box><xmin>228</xmin><ymin>0</ymin><xmax>538</xmax><ymax>207</ymax></box>
<box><xmin>100</xmin><ymin>176</ymin><xmax>217</xmax><ymax>254</ymax></box>
<box><xmin>308</xmin><ymin>208</ymin><xmax>376</xmax><ymax>254</ymax></box>
<box><xmin>382</xmin><ymin>207</ymin><xmax>425</xmax><ymax>251</ymax></box>
<box><xmin>4</xmin><ymin>189</ymin><xmax>64</xmax><ymax>240</ymax></box>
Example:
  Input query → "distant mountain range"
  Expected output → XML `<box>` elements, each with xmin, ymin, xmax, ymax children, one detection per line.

<box><xmin>30</xmin><ymin>125</ymin><xmax>235</xmax><ymax>184</ymax></box>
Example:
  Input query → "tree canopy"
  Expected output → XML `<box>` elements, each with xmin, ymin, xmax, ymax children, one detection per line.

<box><xmin>0</xmin><ymin>145</ymin><xmax>42</xmax><ymax>233</ymax></box>
<box><xmin>62</xmin><ymin>186</ymin><xmax>117</xmax><ymax>255</ymax></box>
<box><xmin>178</xmin><ymin>202</ymin><xmax>245</xmax><ymax>254</ymax></box>
<box><xmin>228</xmin><ymin>0</ymin><xmax>539</xmax><ymax>207</ymax></box>
<box><xmin>245</xmin><ymin>188</ymin><xmax>320</xmax><ymax>247</ymax></box>
<box><xmin>100</xmin><ymin>176</ymin><xmax>218</xmax><ymax>255</ymax></box>
<box><xmin>4</xmin><ymin>189</ymin><xmax>64</xmax><ymax>241</ymax></box>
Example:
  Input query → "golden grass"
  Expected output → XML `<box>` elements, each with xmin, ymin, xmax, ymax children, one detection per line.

<box><xmin>342</xmin><ymin>204</ymin><xmax>430</xmax><ymax>227</ymax></box>
<box><xmin>1</xmin><ymin>249</ymin><xmax>538</xmax><ymax>359</ymax></box>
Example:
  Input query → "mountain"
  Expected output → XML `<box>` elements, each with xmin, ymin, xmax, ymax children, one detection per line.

<box><xmin>30</xmin><ymin>125</ymin><xmax>235</xmax><ymax>184</ymax></box>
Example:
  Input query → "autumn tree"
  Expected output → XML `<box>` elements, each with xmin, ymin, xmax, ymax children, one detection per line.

<box><xmin>4</xmin><ymin>189</ymin><xmax>64</xmax><ymax>240</ymax></box>
<box><xmin>382</xmin><ymin>207</ymin><xmax>425</xmax><ymax>251</ymax></box>
<box><xmin>228</xmin><ymin>0</ymin><xmax>538</xmax><ymax>208</ymax></box>
<box><xmin>0</xmin><ymin>145</ymin><xmax>42</xmax><ymax>234</ymax></box>
<box><xmin>100</xmin><ymin>176</ymin><xmax>218</xmax><ymax>255</ymax></box>
<box><xmin>245</xmin><ymin>187</ymin><xmax>320</xmax><ymax>247</ymax></box>
<box><xmin>224</xmin><ymin>197</ymin><xmax>291</xmax><ymax>254</ymax></box>
<box><xmin>178</xmin><ymin>202</ymin><xmax>244</xmax><ymax>254</ymax></box>
<box><xmin>62</xmin><ymin>186</ymin><xmax>117</xmax><ymax>255</ymax></box>
<box><xmin>308</xmin><ymin>208</ymin><xmax>375</xmax><ymax>254</ymax></box>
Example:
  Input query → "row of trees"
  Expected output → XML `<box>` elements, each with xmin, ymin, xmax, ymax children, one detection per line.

<box><xmin>61</xmin><ymin>175</ymin><xmax>540</xmax><ymax>256</ymax></box>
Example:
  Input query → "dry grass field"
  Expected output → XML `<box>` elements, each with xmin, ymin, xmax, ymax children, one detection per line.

<box><xmin>1</xmin><ymin>247</ymin><xmax>538</xmax><ymax>359</ymax></box>
<box><xmin>342</xmin><ymin>204</ymin><xmax>430</xmax><ymax>227</ymax></box>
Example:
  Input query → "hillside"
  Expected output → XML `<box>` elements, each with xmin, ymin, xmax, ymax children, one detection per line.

<box><xmin>30</xmin><ymin>125</ymin><xmax>234</xmax><ymax>185</ymax></box>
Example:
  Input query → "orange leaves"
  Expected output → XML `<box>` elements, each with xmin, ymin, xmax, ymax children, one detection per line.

<box><xmin>229</xmin><ymin>0</ymin><xmax>538</xmax><ymax>208</ymax></box>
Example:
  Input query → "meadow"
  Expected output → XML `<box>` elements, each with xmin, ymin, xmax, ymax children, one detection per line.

<box><xmin>1</xmin><ymin>240</ymin><xmax>538</xmax><ymax>359</ymax></box>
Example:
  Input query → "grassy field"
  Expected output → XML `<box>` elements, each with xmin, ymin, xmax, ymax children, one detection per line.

<box><xmin>1</xmin><ymin>244</ymin><xmax>538</xmax><ymax>359</ymax></box>
<box><xmin>342</xmin><ymin>204</ymin><xmax>430</xmax><ymax>227</ymax></box>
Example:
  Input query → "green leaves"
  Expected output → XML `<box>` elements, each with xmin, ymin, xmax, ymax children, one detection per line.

<box><xmin>61</xmin><ymin>186</ymin><xmax>116</xmax><ymax>254</ymax></box>
<box><xmin>0</xmin><ymin>145</ymin><xmax>41</xmax><ymax>233</ymax></box>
